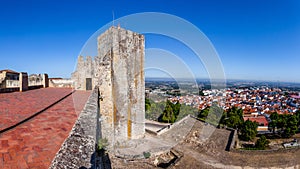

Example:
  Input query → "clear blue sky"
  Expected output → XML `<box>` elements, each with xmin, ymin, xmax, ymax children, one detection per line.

<box><xmin>0</xmin><ymin>0</ymin><xmax>299</xmax><ymax>82</ymax></box>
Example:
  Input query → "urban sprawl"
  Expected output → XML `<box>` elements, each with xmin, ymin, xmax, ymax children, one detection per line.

<box><xmin>147</xmin><ymin>81</ymin><xmax>300</xmax><ymax>133</ymax></box>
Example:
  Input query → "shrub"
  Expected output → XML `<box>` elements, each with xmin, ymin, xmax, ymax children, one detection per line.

<box><xmin>143</xmin><ymin>152</ymin><xmax>151</xmax><ymax>159</ymax></box>
<box><xmin>255</xmin><ymin>135</ymin><xmax>270</xmax><ymax>150</ymax></box>
<box><xmin>97</xmin><ymin>138</ymin><xmax>108</xmax><ymax>152</ymax></box>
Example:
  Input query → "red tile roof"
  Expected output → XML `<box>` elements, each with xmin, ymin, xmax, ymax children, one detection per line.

<box><xmin>0</xmin><ymin>69</ymin><xmax>19</xmax><ymax>74</ymax></box>
<box><xmin>244</xmin><ymin>115</ymin><xmax>268</xmax><ymax>126</ymax></box>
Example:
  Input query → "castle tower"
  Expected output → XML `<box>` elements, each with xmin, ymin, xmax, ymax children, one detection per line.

<box><xmin>97</xmin><ymin>26</ymin><xmax>145</xmax><ymax>143</ymax></box>
<box><xmin>72</xmin><ymin>55</ymin><xmax>95</xmax><ymax>90</ymax></box>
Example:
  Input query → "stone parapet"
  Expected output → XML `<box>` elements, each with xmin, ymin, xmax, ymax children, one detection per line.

<box><xmin>50</xmin><ymin>87</ymin><xmax>99</xmax><ymax>168</ymax></box>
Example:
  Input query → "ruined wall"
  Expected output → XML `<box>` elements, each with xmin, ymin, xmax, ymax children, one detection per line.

<box><xmin>28</xmin><ymin>74</ymin><xmax>48</xmax><ymax>87</ymax></box>
<box><xmin>5</xmin><ymin>80</ymin><xmax>19</xmax><ymax>88</ymax></box>
<box><xmin>19</xmin><ymin>72</ymin><xmax>28</xmax><ymax>92</ymax></box>
<box><xmin>0</xmin><ymin>71</ymin><xmax>19</xmax><ymax>89</ymax></box>
<box><xmin>72</xmin><ymin>56</ymin><xmax>96</xmax><ymax>90</ymax></box>
<box><xmin>43</xmin><ymin>74</ymin><xmax>49</xmax><ymax>88</ymax></box>
<box><xmin>0</xmin><ymin>72</ymin><xmax>48</xmax><ymax>92</ymax></box>
<box><xmin>49</xmin><ymin>78</ymin><xmax>73</xmax><ymax>88</ymax></box>
<box><xmin>97</xmin><ymin>26</ymin><xmax>145</xmax><ymax>143</ymax></box>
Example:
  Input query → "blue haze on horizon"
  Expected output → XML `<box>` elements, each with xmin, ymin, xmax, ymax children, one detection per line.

<box><xmin>0</xmin><ymin>0</ymin><xmax>299</xmax><ymax>83</ymax></box>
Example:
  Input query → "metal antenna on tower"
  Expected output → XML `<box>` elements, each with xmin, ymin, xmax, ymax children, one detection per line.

<box><xmin>112</xmin><ymin>10</ymin><xmax>115</xmax><ymax>27</ymax></box>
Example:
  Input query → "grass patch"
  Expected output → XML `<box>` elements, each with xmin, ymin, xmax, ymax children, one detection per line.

<box><xmin>143</xmin><ymin>152</ymin><xmax>151</xmax><ymax>159</ymax></box>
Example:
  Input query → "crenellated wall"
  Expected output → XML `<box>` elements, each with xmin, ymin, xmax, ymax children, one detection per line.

<box><xmin>0</xmin><ymin>72</ymin><xmax>49</xmax><ymax>93</ymax></box>
<box><xmin>71</xmin><ymin>56</ymin><xmax>97</xmax><ymax>90</ymax></box>
<box><xmin>48</xmin><ymin>78</ymin><xmax>73</xmax><ymax>88</ymax></box>
<box><xmin>28</xmin><ymin>74</ymin><xmax>48</xmax><ymax>87</ymax></box>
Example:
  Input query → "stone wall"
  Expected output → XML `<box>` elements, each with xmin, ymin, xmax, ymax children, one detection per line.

<box><xmin>49</xmin><ymin>78</ymin><xmax>73</xmax><ymax>88</ymax></box>
<box><xmin>28</xmin><ymin>74</ymin><xmax>49</xmax><ymax>88</ymax></box>
<box><xmin>0</xmin><ymin>72</ymin><xmax>48</xmax><ymax>93</ymax></box>
<box><xmin>28</xmin><ymin>74</ymin><xmax>43</xmax><ymax>86</ymax></box>
<box><xmin>50</xmin><ymin>87</ymin><xmax>100</xmax><ymax>168</ymax></box>
<box><xmin>5</xmin><ymin>80</ymin><xmax>19</xmax><ymax>88</ymax></box>
<box><xmin>97</xmin><ymin>26</ymin><xmax>145</xmax><ymax>144</ymax></box>
<box><xmin>71</xmin><ymin>56</ymin><xmax>96</xmax><ymax>90</ymax></box>
<box><xmin>225</xmin><ymin>128</ymin><xmax>237</xmax><ymax>151</ymax></box>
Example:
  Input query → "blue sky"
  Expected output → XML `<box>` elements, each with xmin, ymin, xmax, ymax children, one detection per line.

<box><xmin>0</xmin><ymin>0</ymin><xmax>299</xmax><ymax>82</ymax></box>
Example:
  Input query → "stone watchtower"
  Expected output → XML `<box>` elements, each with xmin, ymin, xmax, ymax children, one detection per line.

<box><xmin>72</xmin><ymin>56</ymin><xmax>95</xmax><ymax>90</ymax></box>
<box><xmin>97</xmin><ymin>26</ymin><xmax>145</xmax><ymax>143</ymax></box>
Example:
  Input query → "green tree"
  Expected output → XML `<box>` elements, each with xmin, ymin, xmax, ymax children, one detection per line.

<box><xmin>237</xmin><ymin>108</ymin><xmax>244</xmax><ymax>122</ymax></box>
<box><xmin>227</xmin><ymin>115</ymin><xmax>242</xmax><ymax>129</ymax></box>
<box><xmin>198</xmin><ymin>105</ymin><xmax>224</xmax><ymax>126</ymax></box>
<box><xmin>145</xmin><ymin>99</ymin><xmax>167</xmax><ymax>121</ymax></box>
<box><xmin>198</xmin><ymin>107</ymin><xmax>210</xmax><ymax>119</ymax></box>
<box><xmin>239</xmin><ymin>119</ymin><xmax>258</xmax><ymax>141</ymax></box>
<box><xmin>199</xmin><ymin>90</ymin><xmax>205</xmax><ymax>96</ymax></box>
<box><xmin>145</xmin><ymin>98</ymin><xmax>151</xmax><ymax>111</ymax></box>
<box><xmin>255</xmin><ymin>135</ymin><xmax>270</xmax><ymax>150</ymax></box>
<box><xmin>161</xmin><ymin>100</ymin><xmax>176</xmax><ymax>123</ymax></box>
<box><xmin>176</xmin><ymin>103</ymin><xmax>198</xmax><ymax>121</ymax></box>
<box><xmin>172</xmin><ymin>101</ymin><xmax>181</xmax><ymax>118</ymax></box>
<box><xmin>296</xmin><ymin>110</ymin><xmax>300</xmax><ymax>126</ymax></box>
<box><xmin>269</xmin><ymin>112</ymin><xmax>279</xmax><ymax>134</ymax></box>
<box><xmin>277</xmin><ymin>114</ymin><xmax>288</xmax><ymax>132</ymax></box>
<box><xmin>269</xmin><ymin>112</ymin><xmax>299</xmax><ymax>138</ymax></box>
<box><xmin>283</xmin><ymin>115</ymin><xmax>298</xmax><ymax>138</ymax></box>
<box><xmin>220</xmin><ymin>107</ymin><xmax>244</xmax><ymax>129</ymax></box>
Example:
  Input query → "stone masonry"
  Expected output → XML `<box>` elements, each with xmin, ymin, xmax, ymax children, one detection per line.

<box><xmin>72</xmin><ymin>55</ymin><xmax>96</xmax><ymax>90</ymax></box>
<box><xmin>72</xmin><ymin>26</ymin><xmax>145</xmax><ymax>144</ymax></box>
<box><xmin>98</xmin><ymin>26</ymin><xmax>145</xmax><ymax>144</ymax></box>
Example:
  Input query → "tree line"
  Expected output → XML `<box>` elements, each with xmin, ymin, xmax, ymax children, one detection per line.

<box><xmin>199</xmin><ymin>106</ymin><xmax>259</xmax><ymax>141</ymax></box>
<box><xmin>198</xmin><ymin>106</ymin><xmax>300</xmax><ymax>149</ymax></box>
<box><xmin>145</xmin><ymin>98</ymin><xmax>198</xmax><ymax>123</ymax></box>
<box><xmin>269</xmin><ymin>111</ymin><xmax>300</xmax><ymax>138</ymax></box>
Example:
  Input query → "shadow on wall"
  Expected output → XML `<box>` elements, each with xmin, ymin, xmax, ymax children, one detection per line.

<box><xmin>80</xmin><ymin>87</ymin><xmax>112</xmax><ymax>169</ymax></box>
<box><xmin>79</xmin><ymin>150</ymin><xmax>112</xmax><ymax>169</ymax></box>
